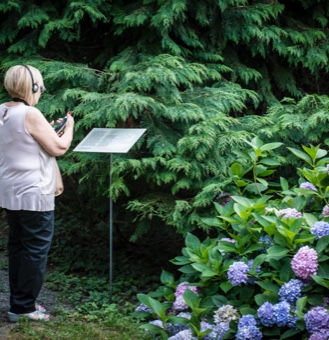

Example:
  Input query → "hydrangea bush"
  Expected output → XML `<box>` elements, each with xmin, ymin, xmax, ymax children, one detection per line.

<box><xmin>133</xmin><ymin>139</ymin><xmax>329</xmax><ymax>339</ymax></box>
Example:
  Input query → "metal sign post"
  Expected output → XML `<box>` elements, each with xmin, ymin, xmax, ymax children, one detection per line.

<box><xmin>74</xmin><ymin>128</ymin><xmax>147</xmax><ymax>302</ymax></box>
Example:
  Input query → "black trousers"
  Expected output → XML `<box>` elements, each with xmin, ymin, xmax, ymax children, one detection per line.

<box><xmin>5</xmin><ymin>209</ymin><xmax>54</xmax><ymax>314</ymax></box>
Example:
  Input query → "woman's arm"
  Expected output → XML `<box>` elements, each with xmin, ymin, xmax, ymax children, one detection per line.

<box><xmin>25</xmin><ymin>107</ymin><xmax>75</xmax><ymax>156</ymax></box>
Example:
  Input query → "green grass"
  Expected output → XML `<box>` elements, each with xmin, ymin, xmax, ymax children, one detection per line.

<box><xmin>0</xmin><ymin>209</ymin><xmax>160</xmax><ymax>340</ymax></box>
<box><xmin>1</xmin><ymin>271</ymin><xmax>158</xmax><ymax>339</ymax></box>
<box><xmin>6</xmin><ymin>314</ymin><xmax>153</xmax><ymax>340</ymax></box>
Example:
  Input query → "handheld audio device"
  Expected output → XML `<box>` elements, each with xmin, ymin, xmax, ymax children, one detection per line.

<box><xmin>54</xmin><ymin>117</ymin><xmax>68</xmax><ymax>133</ymax></box>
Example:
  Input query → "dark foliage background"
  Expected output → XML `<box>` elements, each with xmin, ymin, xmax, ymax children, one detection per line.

<box><xmin>1</xmin><ymin>0</ymin><xmax>329</xmax><ymax>280</ymax></box>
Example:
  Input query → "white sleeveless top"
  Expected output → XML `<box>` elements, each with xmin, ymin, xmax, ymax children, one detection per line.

<box><xmin>0</xmin><ymin>103</ymin><xmax>55</xmax><ymax>211</ymax></box>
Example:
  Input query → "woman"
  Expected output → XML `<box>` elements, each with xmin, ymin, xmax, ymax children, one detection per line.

<box><xmin>0</xmin><ymin>64</ymin><xmax>74</xmax><ymax>322</ymax></box>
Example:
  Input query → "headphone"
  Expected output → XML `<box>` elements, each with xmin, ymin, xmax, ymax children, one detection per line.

<box><xmin>22</xmin><ymin>64</ymin><xmax>39</xmax><ymax>93</ymax></box>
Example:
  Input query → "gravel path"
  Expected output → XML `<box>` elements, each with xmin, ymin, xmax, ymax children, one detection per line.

<box><xmin>0</xmin><ymin>252</ymin><xmax>71</xmax><ymax>339</ymax></box>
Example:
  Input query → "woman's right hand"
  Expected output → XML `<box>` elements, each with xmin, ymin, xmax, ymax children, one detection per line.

<box><xmin>26</xmin><ymin>107</ymin><xmax>75</xmax><ymax>156</ymax></box>
<box><xmin>65</xmin><ymin>111</ymin><xmax>74</xmax><ymax>129</ymax></box>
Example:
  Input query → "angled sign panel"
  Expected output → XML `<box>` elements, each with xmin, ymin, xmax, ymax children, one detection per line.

<box><xmin>74</xmin><ymin>128</ymin><xmax>147</xmax><ymax>153</ymax></box>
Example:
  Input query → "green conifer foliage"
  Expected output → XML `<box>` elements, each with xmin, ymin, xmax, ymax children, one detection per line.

<box><xmin>1</xmin><ymin>1</ymin><xmax>329</xmax><ymax>241</ymax></box>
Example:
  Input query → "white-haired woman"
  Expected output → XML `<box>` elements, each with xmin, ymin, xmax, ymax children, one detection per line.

<box><xmin>0</xmin><ymin>65</ymin><xmax>74</xmax><ymax>322</ymax></box>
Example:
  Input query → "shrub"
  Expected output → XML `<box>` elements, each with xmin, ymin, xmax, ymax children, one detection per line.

<box><xmin>133</xmin><ymin>139</ymin><xmax>329</xmax><ymax>339</ymax></box>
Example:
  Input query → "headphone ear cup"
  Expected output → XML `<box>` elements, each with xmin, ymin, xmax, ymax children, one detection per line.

<box><xmin>22</xmin><ymin>65</ymin><xmax>39</xmax><ymax>93</ymax></box>
<box><xmin>32</xmin><ymin>84</ymin><xmax>39</xmax><ymax>93</ymax></box>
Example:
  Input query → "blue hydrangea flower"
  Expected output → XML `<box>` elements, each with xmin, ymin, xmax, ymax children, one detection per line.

<box><xmin>236</xmin><ymin>325</ymin><xmax>262</xmax><ymax>340</ymax></box>
<box><xmin>168</xmin><ymin>329</ymin><xmax>197</xmax><ymax>340</ymax></box>
<box><xmin>238</xmin><ymin>315</ymin><xmax>257</xmax><ymax>328</ymax></box>
<box><xmin>259</xmin><ymin>235</ymin><xmax>274</xmax><ymax>253</ymax></box>
<box><xmin>245</xmin><ymin>259</ymin><xmax>261</xmax><ymax>284</ymax></box>
<box><xmin>310</xmin><ymin>221</ymin><xmax>329</xmax><ymax>239</ymax></box>
<box><xmin>201</xmin><ymin>321</ymin><xmax>229</xmax><ymax>340</ymax></box>
<box><xmin>257</xmin><ymin>302</ymin><xmax>275</xmax><ymax>327</ymax></box>
<box><xmin>135</xmin><ymin>303</ymin><xmax>152</xmax><ymax>313</ymax></box>
<box><xmin>227</xmin><ymin>261</ymin><xmax>249</xmax><ymax>286</ymax></box>
<box><xmin>278</xmin><ymin>279</ymin><xmax>304</xmax><ymax>305</ymax></box>
<box><xmin>177</xmin><ymin>312</ymin><xmax>191</xmax><ymax>319</ymax></box>
<box><xmin>287</xmin><ymin>314</ymin><xmax>299</xmax><ymax>330</ymax></box>
<box><xmin>167</xmin><ymin>324</ymin><xmax>189</xmax><ymax>336</ymax></box>
<box><xmin>258</xmin><ymin>301</ymin><xmax>295</xmax><ymax>328</ymax></box>
<box><xmin>149</xmin><ymin>319</ymin><xmax>164</xmax><ymax>328</ymax></box>
<box><xmin>247</xmin><ymin>259</ymin><xmax>261</xmax><ymax>273</ymax></box>
<box><xmin>273</xmin><ymin>301</ymin><xmax>290</xmax><ymax>327</ymax></box>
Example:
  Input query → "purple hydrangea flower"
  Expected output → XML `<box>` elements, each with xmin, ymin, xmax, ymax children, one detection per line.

<box><xmin>311</xmin><ymin>222</ymin><xmax>329</xmax><ymax>239</ymax></box>
<box><xmin>327</xmin><ymin>164</ymin><xmax>329</xmax><ymax>175</ymax></box>
<box><xmin>257</xmin><ymin>302</ymin><xmax>275</xmax><ymax>327</ymax></box>
<box><xmin>309</xmin><ymin>328</ymin><xmax>329</xmax><ymax>340</ymax></box>
<box><xmin>278</xmin><ymin>279</ymin><xmax>304</xmax><ymax>304</ymax></box>
<box><xmin>323</xmin><ymin>298</ymin><xmax>329</xmax><ymax>308</ymax></box>
<box><xmin>175</xmin><ymin>281</ymin><xmax>199</xmax><ymax>297</ymax></box>
<box><xmin>216</xmin><ymin>193</ymin><xmax>233</xmax><ymax>206</ymax></box>
<box><xmin>227</xmin><ymin>261</ymin><xmax>249</xmax><ymax>286</ymax></box>
<box><xmin>172</xmin><ymin>296</ymin><xmax>187</xmax><ymax>311</ymax></box>
<box><xmin>305</xmin><ymin>307</ymin><xmax>329</xmax><ymax>333</ymax></box>
<box><xmin>322</xmin><ymin>205</ymin><xmax>329</xmax><ymax>218</ymax></box>
<box><xmin>300</xmin><ymin>181</ymin><xmax>317</xmax><ymax>191</ymax></box>
<box><xmin>291</xmin><ymin>246</ymin><xmax>318</xmax><ymax>279</ymax></box>
<box><xmin>275</xmin><ymin>208</ymin><xmax>302</xmax><ymax>219</ymax></box>
<box><xmin>173</xmin><ymin>282</ymin><xmax>199</xmax><ymax>311</ymax></box>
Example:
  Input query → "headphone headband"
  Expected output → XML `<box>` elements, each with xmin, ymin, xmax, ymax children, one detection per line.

<box><xmin>22</xmin><ymin>64</ymin><xmax>39</xmax><ymax>94</ymax></box>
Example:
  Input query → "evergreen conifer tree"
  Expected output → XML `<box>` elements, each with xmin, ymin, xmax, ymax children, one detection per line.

<box><xmin>0</xmin><ymin>0</ymin><xmax>329</xmax><ymax>242</ymax></box>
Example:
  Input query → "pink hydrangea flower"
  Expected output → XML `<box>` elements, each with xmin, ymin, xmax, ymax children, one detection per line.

<box><xmin>275</xmin><ymin>208</ymin><xmax>302</xmax><ymax>219</ymax></box>
<box><xmin>322</xmin><ymin>205</ymin><xmax>329</xmax><ymax>218</ymax></box>
<box><xmin>220</xmin><ymin>238</ymin><xmax>236</xmax><ymax>243</ymax></box>
<box><xmin>172</xmin><ymin>281</ymin><xmax>199</xmax><ymax>311</ymax></box>
<box><xmin>291</xmin><ymin>246</ymin><xmax>318</xmax><ymax>279</ymax></box>
<box><xmin>299</xmin><ymin>181</ymin><xmax>317</xmax><ymax>191</ymax></box>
